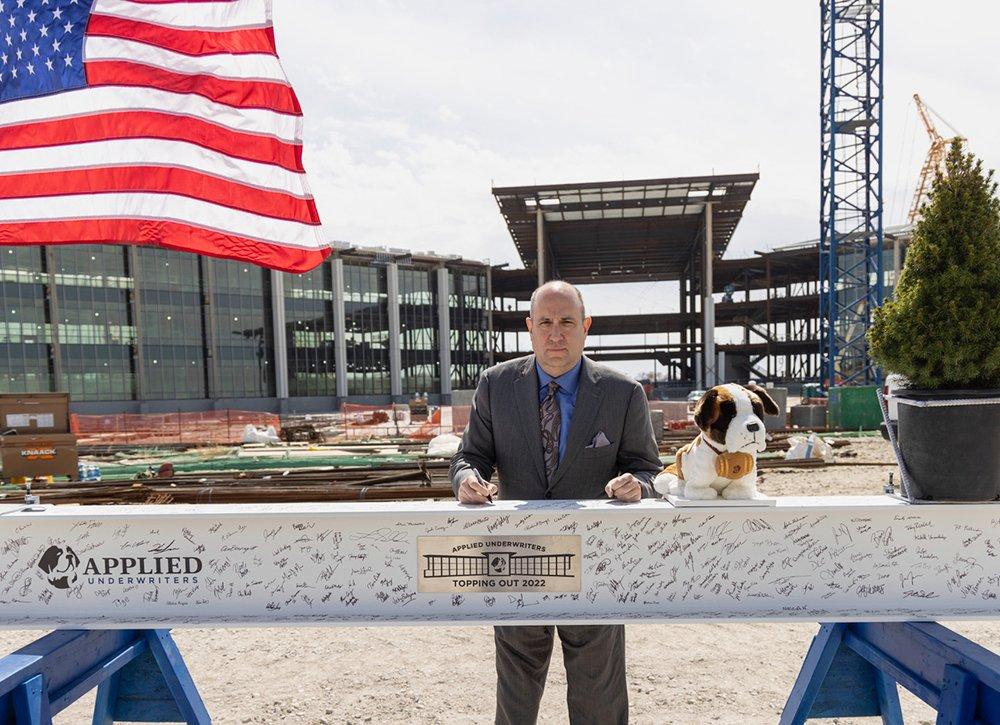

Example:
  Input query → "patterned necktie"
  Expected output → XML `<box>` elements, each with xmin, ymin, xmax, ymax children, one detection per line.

<box><xmin>540</xmin><ymin>381</ymin><xmax>561</xmax><ymax>482</ymax></box>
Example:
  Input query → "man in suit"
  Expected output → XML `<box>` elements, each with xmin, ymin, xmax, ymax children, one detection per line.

<box><xmin>450</xmin><ymin>280</ymin><xmax>662</xmax><ymax>725</ymax></box>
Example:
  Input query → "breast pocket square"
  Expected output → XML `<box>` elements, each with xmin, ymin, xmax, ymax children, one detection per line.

<box><xmin>585</xmin><ymin>431</ymin><xmax>612</xmax><ymax>449</ymax></box>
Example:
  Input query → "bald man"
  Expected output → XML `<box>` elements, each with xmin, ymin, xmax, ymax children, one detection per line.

<box><xmin>451</xmin><ymin>281</ymin><xmax>662</xmax><ymax>724</ymax></box>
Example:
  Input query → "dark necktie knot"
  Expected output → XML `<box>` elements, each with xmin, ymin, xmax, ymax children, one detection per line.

<box><xmin>546</xmin><ymin>381</ymin><xmax>560</xmax><ymax>398</ymax></box>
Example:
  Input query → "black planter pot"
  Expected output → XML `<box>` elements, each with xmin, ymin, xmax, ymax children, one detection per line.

<box><xmin>895</xmin><ymin>389</ymin><xmax>1000</xmax><ymax>501</ymax></box>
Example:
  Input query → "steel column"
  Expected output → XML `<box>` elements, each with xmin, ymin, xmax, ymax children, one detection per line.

<box><xmin>437</xmin><ymin>267</ymin><xmax>452</xmax><ymax>398</ymax></box>
<box><xmin>703</xmin><ymin>203</ymin><xmax>716</xmax><ymax>388</ymax></box>
<box><xmin>679</xmin><ymin>273</ymin><xmax>688</xmax><ymax>383</ymax></box>
<box><xmin>200</xmin><ymin>258</ymin><xmax>220</xmax><ymax>399</ymax></box>
<box><xmin>486</xmin><ymin>265</ymin><xmax>495</xmax><ymax>367</ymax></box>
<box><xmin>126</xmin><ymin>247</ymin><xmax>146</xmax><ymax>401</ymax></box>
<box><xmin>332</xmin><ymin>258</ymin><xmax>348</xmax><ymax>398</ymax></box>
<box><xmin>269</xmin><ymin>270</ymin><xmax>289</xmax><ymax>400</ymax></box>
<box><xmin>387</xmin><ymin>262</ymin><xmax>403</xmax><ymax>398</ymax></box>
<box><xmin>42</xmin><ymin>248</ymin><xmax>64</xmax><ymax>392</ymax></box>
<box><xmin>536</xmin><ymin>207</ymin><xmax>546</xmax><ymax>286</ymax></box>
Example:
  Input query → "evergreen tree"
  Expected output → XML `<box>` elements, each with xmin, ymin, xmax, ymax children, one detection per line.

<box><xmin>868</xmin><ymin>140</ymin><xmax>1000</xmax><ymax>389</ymax></box>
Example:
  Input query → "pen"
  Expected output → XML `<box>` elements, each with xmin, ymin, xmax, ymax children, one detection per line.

<box><xmin>474</xmin><ymin>469</ymin><xmax>493</xmax><ymax>503</ymax></box>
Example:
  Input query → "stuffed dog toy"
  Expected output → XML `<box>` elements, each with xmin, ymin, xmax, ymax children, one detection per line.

<box><xmin>654</xmin><ymin>383</ymin><xmax>780</xmax><ymax>500</ymax></box>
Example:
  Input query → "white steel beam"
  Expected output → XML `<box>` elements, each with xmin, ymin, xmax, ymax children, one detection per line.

<box><xmin>1</xmin><ymin>498</ymin><xmax>997</xmax><ymax>628</ymax></box>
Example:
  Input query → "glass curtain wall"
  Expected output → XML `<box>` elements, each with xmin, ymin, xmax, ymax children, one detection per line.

<box><xmin>0</xmin><ymin>246</ymin><xmax>491</xmax><ymax>403</ymax></box>
<box><xmin>343</xmin><ymin>263</ymin><xmax>390</xmax><ymax>395</ymax></box>
<box><xmin>398</xmin><ymin>266</ymin><xmax>439</xmax><ymax>395</ymax></box>
<box><xmin>449</xmin><ymin>269</ymin><xmax>490</xmax><ymax>390</ymax></box>
<box><xmin>284</xmin><ymin>264</ymin><xmax>337</xmax><ymax>396</ymax></box>
<box><xmin>209</xmin><ymin>260</ymin><xmax>275</xmax><ymax>398</ymax></box>
<box><xmin>52</xmin><ymin>246</ymin><xmax>136</xmax><ymax>401</ymax></box>
<box><xmin>0</xmin><ymin>248</ymin><xmax>52</xmax><ymax>393</ymax></box>
<box><xmin>135</xmin><ymin>248</ymin><xmax>208</xmax><ymax>399</ymax></box>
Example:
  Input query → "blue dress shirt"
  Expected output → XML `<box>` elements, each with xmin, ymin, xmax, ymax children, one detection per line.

<box><xmin>536</xmin><ymin>359</ymin><xmax>583</xmax><ymax>465</ymax></box>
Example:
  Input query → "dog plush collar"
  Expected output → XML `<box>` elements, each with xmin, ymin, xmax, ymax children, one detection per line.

<box><xmin>699</xmin><ymin>435</ymin><xmax>725</xmax><ymax>455</ymax></box>
<box><xmin>663</xmin><ymin>434</ymin><xmax>755</xmax><ymax>482</ymax></box>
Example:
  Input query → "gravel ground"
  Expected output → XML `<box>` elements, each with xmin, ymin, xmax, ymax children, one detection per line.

<box><xmin>2</xmin><ymin>436</ymin><xmax>997</xmax><ymax>724</ymax></box>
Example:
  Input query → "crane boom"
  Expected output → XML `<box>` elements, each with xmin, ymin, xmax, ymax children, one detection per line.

<box><xmin>908</xmin><ymin>94</ymin><xmax>964</xmax><ymax>223</ymax></box>
<box><xmin>914</xmin><ymin>93</ymin><xmax>940</xmax><ymax>141</ymax></box>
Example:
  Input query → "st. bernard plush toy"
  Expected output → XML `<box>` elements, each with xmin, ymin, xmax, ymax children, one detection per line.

<box><xmin>654</xmin><ymin>383</ymin><xmax>780</xmax><ymax>500</ymax></box>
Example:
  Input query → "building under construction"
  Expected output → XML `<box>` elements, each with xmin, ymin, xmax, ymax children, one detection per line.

<box><xmin>0</xmin><ymin>173</ymin><xmax>910</xmax><ymax>414</ymax></box>
<box><xmin>491</xmin><ymin>174</ymin><xmax>910</xmax><ymax>394</ymax></box>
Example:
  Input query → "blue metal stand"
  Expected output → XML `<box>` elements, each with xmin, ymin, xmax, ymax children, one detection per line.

<box><xmin>0</xmin><ymin>629</ymin><xmax>210</xmax><ymax>724</ymax></box>
<box><xmin>782</xmin><ymin>622</ymin><xmax>1000</xmax><ymax>724</ymax></box>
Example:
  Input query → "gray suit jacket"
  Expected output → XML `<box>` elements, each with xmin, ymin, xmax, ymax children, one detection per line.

<box><xmin>450</xmin><ymin>355</ymin><xmax>662</xmax><ymax>500</ymax></box>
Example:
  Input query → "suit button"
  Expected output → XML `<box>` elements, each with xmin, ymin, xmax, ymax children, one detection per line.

<box><xmin>545</xmin><ymin>492</ymin><xmax>552</xmax><ymax>499</ymax></box>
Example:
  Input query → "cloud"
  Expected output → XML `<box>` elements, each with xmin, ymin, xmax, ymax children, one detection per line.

<box><xmin>273</xmin><ymin>1</ymin><xmax>1000</xmax><ymax>375</ymax></box>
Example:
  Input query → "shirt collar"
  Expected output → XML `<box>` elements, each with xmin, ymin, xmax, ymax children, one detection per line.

<box><xmin>536</xmin><ymin>358</ymin><xmax>583</xmax><ymax>395</ymax></box>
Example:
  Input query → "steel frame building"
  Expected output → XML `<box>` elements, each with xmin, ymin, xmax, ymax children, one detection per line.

<box><xmin>491</xmin><ymin>174</ymin><xmax>759</xmax><ymax>389</ymax></box>
<box><xmin>490</xmin><ymin>171</ymin><xmax>908</xmax><ymax>389</ymax></box>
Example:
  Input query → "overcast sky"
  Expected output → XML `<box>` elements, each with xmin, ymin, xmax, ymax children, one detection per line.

<box><xmin>273</xmin><ymin>1</ymin><xmax>1000</xmax><ymax>376</ymax></box>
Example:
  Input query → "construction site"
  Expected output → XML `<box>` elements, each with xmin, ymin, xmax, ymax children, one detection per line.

<box><xmin>4</xmin><ymin>3</ymin><xmax>1000</xmax><ymax>724</ymax></box>
<box><xmin>0</xmin><ymin>5</ymin><xmax>971</xmax><ymax>509</ymax></box>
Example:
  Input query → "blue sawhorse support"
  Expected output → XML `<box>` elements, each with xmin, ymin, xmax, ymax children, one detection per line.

<box><xmin>781</xmin><ymin>622</ymin><xmax>1000</xmax><ymax>724</ymax></box>
<box><xmin>0</xmin><ymin>629</ymin><xmax>210</xmax><ymax>724</ymax></box>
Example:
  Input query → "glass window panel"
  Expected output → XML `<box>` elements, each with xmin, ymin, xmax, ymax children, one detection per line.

<box><xmin>344</xmin><ymin>262</ymin><xmax>389</xmax><ymax>395</ymax></box>
<box><xmin>209</xmin><ymin>259</ymin><xmax>275</xmax><ymax>398</ymax></box>
<box><xmin>135</xmin><ymin>247</ymin><xmax>207</xmax><ymax>400</ymax></box>
<box><xmin>283</xmin><ymin>263</ymin><xmax>337</xmax><ymax>397</ymax></box>
<box><xmin>399</xmin><ymin>266</ymin><xmax>439</xmax><ymax>395</ymax></box>
<box><xmin>449</xmin><ymin>269</ymin><xmax>489</xmax><ymax>390</ymax></box>
<box><xmin>52</xmin><ymin>245</ymin><xmax>136</xmax><ymax>401</ymax></box>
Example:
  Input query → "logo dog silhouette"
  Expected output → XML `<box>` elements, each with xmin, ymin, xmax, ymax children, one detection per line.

<box><xmin>37</xmin><ymin>545</ymin><xmax>81</xmax><ymax>590</ymax></box>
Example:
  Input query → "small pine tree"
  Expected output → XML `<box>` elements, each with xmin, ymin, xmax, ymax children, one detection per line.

<box><xmin>868</xmin><ymin>140</ymin><xmax>1000</xmax><ymax>389</ymax></box>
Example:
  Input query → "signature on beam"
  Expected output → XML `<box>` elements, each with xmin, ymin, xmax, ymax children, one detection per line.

<box><xmin>148</xmin><ymin>540</ymin><xmax>179</xmax><ymax>554</ymax></box>
<box><xmin>349</xmin><ymin>528</ymin><xmax>408</xmax><ymax>544</ymax></box>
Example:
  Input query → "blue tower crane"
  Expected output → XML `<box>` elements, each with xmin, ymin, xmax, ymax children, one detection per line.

<box><xmin>819</xmin><ymin>0</ymin><xmax>884</xmax><ymax>387</ymax></box>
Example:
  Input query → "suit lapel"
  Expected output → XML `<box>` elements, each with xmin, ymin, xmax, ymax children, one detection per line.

<box><xmin>512</xmin><ymin>355</ymin><xmax>548</xmax><ymax>487</ymax></box>
<box><xmin>550</xmin><ymin>356</ymin><xmax>604</xmax><ymax>488</ymax></box>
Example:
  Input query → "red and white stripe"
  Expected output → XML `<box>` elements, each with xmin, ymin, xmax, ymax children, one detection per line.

<box><xmin>0</xmin><ymin>0</ymin><xmax>328</xmax><ymax>273</ymax></box>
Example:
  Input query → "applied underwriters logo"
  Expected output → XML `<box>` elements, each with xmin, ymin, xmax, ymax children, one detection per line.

<box><xmin>37</xmin><ymin>545</ymin><xmax>81</xmax><ymax>590</ymax></box>
<box><xmin>417</xmin><ymin>535</ymin><xmax>581</xmax><ymax>593</ymax></box>
<box><xmin>37</xmin><ymin>544</ymin><xmax>202</xmax><ymax>590</ymax></box>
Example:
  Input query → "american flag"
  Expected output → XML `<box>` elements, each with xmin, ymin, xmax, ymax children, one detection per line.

<box><xmin>0</xmin><ymin>0</ymin><xmax>329</xmax><ymax>273</ymax></box>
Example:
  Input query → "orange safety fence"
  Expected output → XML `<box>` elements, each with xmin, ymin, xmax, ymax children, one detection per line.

<box><xmin>70</xmin><ymin>410</ymin><xmax>281</xmax><ymax>446</ymax></box>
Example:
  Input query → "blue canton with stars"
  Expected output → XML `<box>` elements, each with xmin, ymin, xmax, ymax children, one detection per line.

<box><xmin>0</xmin><ymin>0</ymin><xmax>95</xmax><ymax>103</ymax></box>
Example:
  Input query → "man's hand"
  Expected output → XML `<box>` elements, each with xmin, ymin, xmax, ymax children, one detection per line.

<box><xmin>457</xmin><ymin>473</ymin><xmax>498</xmax><ymax>504</ymax></box>
<box><xmin>605</xmin><ymin>473</ymin><xmax>642</xmax><ymax>502</ymax></box>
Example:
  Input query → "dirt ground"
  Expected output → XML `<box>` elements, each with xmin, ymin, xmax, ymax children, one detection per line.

<box><xmin>2</xmin><ymin>436</ymin><xmax>998</xmax><ymax>724</ymax></box>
